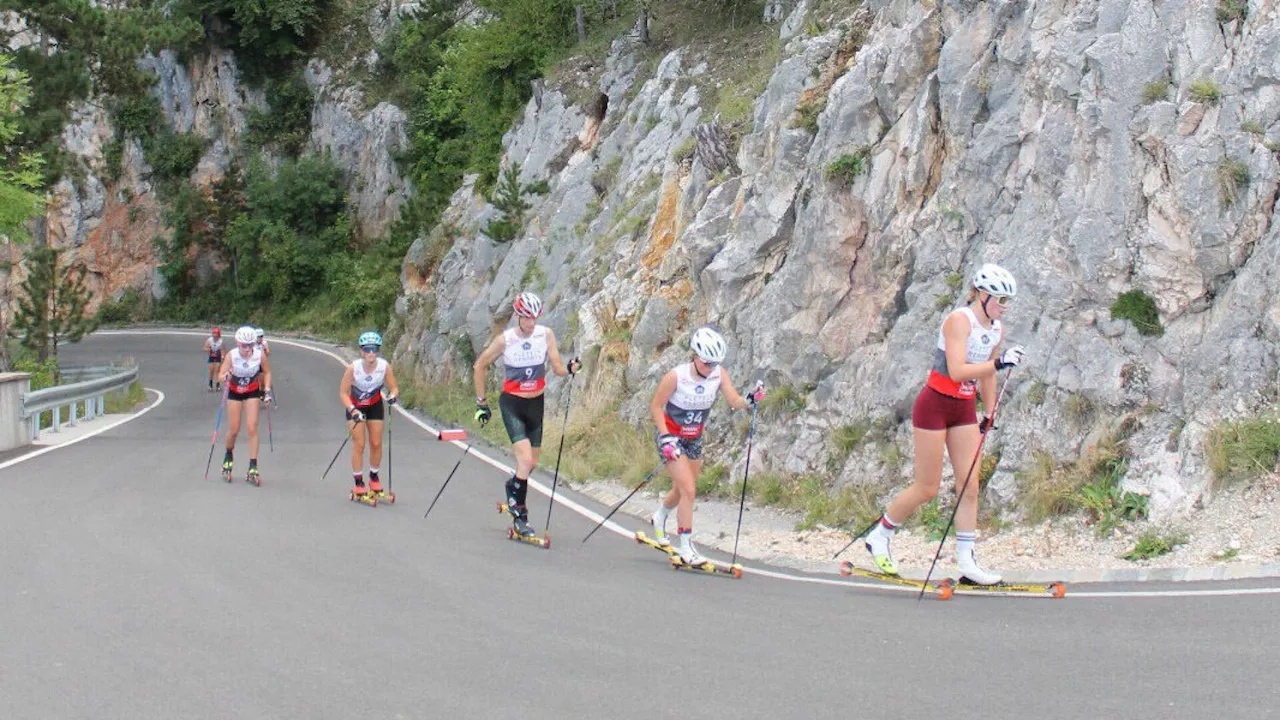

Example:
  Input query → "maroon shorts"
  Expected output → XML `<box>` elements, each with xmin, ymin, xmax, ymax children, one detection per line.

<box><xmin>911</xmin><ymin>386</ymin><xmax>977</xmax><ymax>431</ymax></box>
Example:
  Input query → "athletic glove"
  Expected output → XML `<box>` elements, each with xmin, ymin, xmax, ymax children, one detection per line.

<box><xmin>979</xmin><ymin>415</ymin><xmax>998</xmax><ymax>434</ymax></box>
<box><xmin>745</xmin><ymin>381</ymin><xmax>766</xmax><ymax>406</ymax></box>
<box><xmin>994</xmin><ymin>345</ymin><xmax>1026</xmax><ymax>371</ymax></box>
<box><xmin>475</xmin><ymin>400</ymin><xmax>491</xmax><ymax>427</ymax></box>
<box><xmin>346</xmin><ymin>407</ymin><xmax>365</xmax><ymax>423</ymax></box>
<box><xmin>567</xmin><ymin>356</ymin><xmax>582</xmax><ymax>376</ymax></box>
<box><xmin>385</xmin><ymin>392</ymin><xmax>399</xmax><ymax>406</ymax></box>
<box><xmin>655</xmin><ymin>432</ymin><xmax>682</xmax><ymax>462</ymax></box>
<box><xmin>263</xmin><ymin>388</ymin><xmax>275</xmax><ymax>406</ymax></box>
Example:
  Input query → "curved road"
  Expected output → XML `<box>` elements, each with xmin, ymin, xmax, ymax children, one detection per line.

<box><xmin>2</xmin><ymin>333</ymin><xmax>1274</xmax><ymax>718</ymax></box>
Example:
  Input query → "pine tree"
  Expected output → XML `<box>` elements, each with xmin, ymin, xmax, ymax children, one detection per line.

<box><xmin>484</xmin><ymin>163</ymin><xmax>532</xmax><ymax>243</ymax></box>
<box><xmin>12</xmin><ymin>245</ymin><xmax>97</xmax><ymax>371</ymax></box>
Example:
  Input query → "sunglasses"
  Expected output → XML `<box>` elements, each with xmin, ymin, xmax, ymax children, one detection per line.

<box><xmin>988</xmin><ymin>294</ymin><xmax>1012</xmax><ymax>307</ymax></box>
<box><xmin>238</xmin><ymin>342</ymin><xmax>255</xmax><ymax>350</ymax></box>
<box><xmin>695</xmin><ymin>358</ymin><xmax>720</xmax><ymax>367</ymax></box>
<box><xmin>360</xmin><ymin>345</ymin><xmax>381</xmax><ymax>354</ymax></box>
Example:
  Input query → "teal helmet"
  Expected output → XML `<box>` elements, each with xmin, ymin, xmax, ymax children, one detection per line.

<box><xmin>358</xmin><ymin>331</ymin><xmax>383</xmax><ymax>348</ymax></box>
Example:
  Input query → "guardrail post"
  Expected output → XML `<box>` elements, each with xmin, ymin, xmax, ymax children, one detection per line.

<box><xmin>86</xmin><ymin>396</ymin><xmax>95</xmax><ymax>418</ymax></box>
<box><xmin>52</xmin><ymin>405</ymin><xmax>60</xmax><ymax>433</ymax></box>
<box><xmin>68</xmin><ymin>400</ymin><xmax>77</xmax><ymax>427</ymax></box>
<box><xmin>98</xmin><ymin>394</ymin><xmax>106</xmax><ymax>416</ymax></box>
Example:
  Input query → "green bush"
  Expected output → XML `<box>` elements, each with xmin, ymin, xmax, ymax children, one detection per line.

<box><xmin>1122</xmin><ymin>531</ymin><xmax>1187</xmax><ymax>561</ymax></box>
<box><xmin>1111</xmin><ymin>290</ymin><xmax>1163</xmax><ymax>336</ymax></box>
<box><xmin>247</xmin><ymin>73</ymin><xmax>315</xmax><ymax>156</ymax></box>
<box><xmin>1141</xmin><ymin>78</ymin><xmax>1170</xmax><ymax>104</ymax></box>
<box><xmin>824</xmin><ymin>149</ymin><xmax>868</xmax><ymax>186</ymax></box>
<box><xmin>1188</xmin><ymin>78</ymin><xmax>1222</xmax><ymax>105</ymax></box>
<box><xmin>1217</xmin><ymin>158</ymin><xmax>1250</xmax><ymax>206</ymax></box>
<box><xmin>1216</xmin><ymin>0</ymin><xmax>1248</xmax><ymax>22</ymax></box>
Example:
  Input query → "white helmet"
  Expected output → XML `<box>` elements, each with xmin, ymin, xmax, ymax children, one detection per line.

<box><xmin>235</xmin><ymin>326</ymin><xmax>257</xmax><ymax>344</ymax></box>
<box><xmin>254</xmin><ymin>327</ymin><xmax>265</xmax><ymax>340</ymax></box>
<box><xmin>513</xmin><ymin>291</ymin><xmax>543</xmax><ymax>318</ymax></box>
<box><xmin>690</xmin><ymin>327</ymin><xmax>727</xmax><ymax>363</ymax></box>
<box><xmin>972</xmin><ymin>263</ymin><xmax>1017</xmax><ymax>297</ymax></box>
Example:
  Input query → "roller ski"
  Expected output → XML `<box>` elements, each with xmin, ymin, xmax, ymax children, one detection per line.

<box><xmin>221</xmin><ymin>459</ymin><xmax>233</xmax><ymax>484</ymax></box>
<box><xmin>368</xmin><ymin>476</ymin><xmax>395</xmax><ymax>504</ymax></box>
<box><xmin>947</xmin><ymin>577</ymin><xmax>1067</xmax><ymax>598</ymax></box>
<box><xmin>839</xmin><ymin>561</ymin><xmax>954</xmax><ymax>599</ymax></box>
<box><xmin>497</xmin><ymin>502</ymin><xmax>549</xmax><ymax>549</ymax></box>
<box><xmin>349</xmin><ymin>483</ymin><xmax>378</xmax><ymax>507</ymax></box>
<box><xmin>637</xmin><ymin>531</ymin><xmax>742</xmax><ymax>579</ymax></box>
<box><xmin>245</xmin><ymin>465</ymin><xmax>261</xmax><ymax>487</ymax></box>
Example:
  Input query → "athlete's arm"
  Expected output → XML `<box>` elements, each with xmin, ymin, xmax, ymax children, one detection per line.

<box><xmin>544</xmin><ymin>328</ymin><xmax>578</xmax><ymax>377</ymax></box>
<box><xmin>718</xmin><ymin>369</ymin><xmax>751</xmax><ymax>411</ymax></box>
<box><xmin>339</xmin><ymin>365</ymin><xmax>355</xmax><ymax>410</ymax></box>
<box><xmin>384</xmin><ymin>364</ymin><xmax>400</xmax><ymax>400</ymax></box>
<box><xmin>204</xmin><ymin>339</ymin><xmax>212</xmax><ymax>353</ymax></box>
<box><xmin>473</xmin><ymin>334</ymin><xmax>505</xmax><ymax>401</ymax></box>
<box><xmin>218</xmin><ymin>354</ymin><xmax>232</xmax><ymax>383</ymax></box>
<box><xmin>943</xmin><ymin>312</ymin><xmax>996</xmax><ymax>383</ymax></box>
<box><xmin>260</xmin><ymin>356</ymin><xmax>272</xmax><ymax>394</ymax></box>
<box><xmin>650</xmin><ymin>371</ymin><xmax>677</xmax><ymax>431</ymax></box>
<box><xmin>977</xmin><ymin>342</ymin><xmax>1001</xmax><ymax>415</ymax></box>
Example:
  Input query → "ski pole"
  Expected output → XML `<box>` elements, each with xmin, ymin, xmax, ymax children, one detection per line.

<box><xmin>423</xmin><ymin>429</ymin><xmax>471</xmax><ymax>519</ymax></box>
<box><xmin>387</xmin><ymin>402</ymin><xmax>393</xmax><ymax>493</ymax></box>
<box><xmin>917</xmin><ymin>368</ymin><xmax>1013</xmax><ymax>601</ymax></box>
<box><xmin>265</xmin><ymin>400</ymin><xmax>273</xmax><ymax>453</ymax></box>
<box><xmin>543</xmin><ymin>375</ymin><xmax>576</xmax><ymax>534</ymax></box>
<box><xmin>321</xmin><ymin>419</ymin><xmax>359</xmax><ymax>480</ymax></box>
<box><xmin>581</xmin><ymin>461</ymin><xmax>665</xmax><ymax>544</ymax></box>
<box><xmin>832</xmin><ymin>515</ymin><xmax>884</xmax><ymax>559</ymax></box>
<box><xmin>203</xmin><ymin>387</ymin><xmax>229</xmax><ymax>481</ymax></box>
<box><xmin>730</xmin><ymin>380</ymin><xmax>764</xmax><ymax>566</ymax></box>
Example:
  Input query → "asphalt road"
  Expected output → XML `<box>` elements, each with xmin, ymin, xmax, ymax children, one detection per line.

<box><xmin>1</xmin><ymin>332</ymin><xmax>1275</xmax><ymax>719</ymax></box>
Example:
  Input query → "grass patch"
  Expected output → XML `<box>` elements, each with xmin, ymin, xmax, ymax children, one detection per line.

<box><xmin>761</xmin><ymin>384</ymin><xmax>806</xmax><ymax>419</ymax></box>
<box><xmin>1242</xmin><ymin>119</ymin><xmax>1266</xmax><ymax>136</ymax></box>
<box><xmin>1121</xmin><ymin>531</ymin><xmax>1188</xmax><ymax>561</ymax></box>
<box><xmin>1215</xmin><ymin>0</ymin><xmax>1248</xmax><ymax>23</ymax></box>
<box><xmin>827</xmin><ymin>421</ymin><xmax>870</xmax><ymax>472</ymax></box>
<box><xmin>749</xmin><ymin>473</ymin><xmax>886</xmax><ymax>531</ymax></box>
<box><xmin>1188</xmin><ymin>77</ymin><xmax>1222</xmax><ymax>105</ymax></box>
<box><xmin>103</xmin><ymin>381</ymin><xmax>148</xmax><ymax>413</ymax></box>
<box><xmin>1027</xmin><ymin>379</ymin><xmax>1047</xmax><ymax>406</ymax></box>
<box><xmin>1141</xmin><ymin>78</ymin><xmax>1171</xmax><ymax>104</ymax></box>
<box><xmin>1217</xmin><ymin>157</ymin><xmax>1250</xmax><ymax>206</ymax></box>
<box><xmin>1110</xmin><ymin>289</ymin><xmax>1164</xmax><ymax>337</ymax></box>
<box><xmin>1063</xmin><ymin>393</ymin><xmax>1094</xmax><ymax>423</ymax></box>
<box><xmin>1204</xmin><ymin>415</ymin><xmax>1280</xmax><ymax>486</ymax></box>
<box><xmin>1019</xmin><ymin>435</ymin><xmax>1141</xmax><ymax>529</ymax></box>
<box><xmin>824</xmin><ymin>148</ymin><xmax>868</xmax><ymax>186</ymax></box>
<box><xmin>672</xmin><ymin>135</ymin><xmax>697</xmax><ymax>163</ymax></box>
<box><xmin>915</xmin><ymin>499</ymin><xmax>949</xmax><ymax>541</ymax></box>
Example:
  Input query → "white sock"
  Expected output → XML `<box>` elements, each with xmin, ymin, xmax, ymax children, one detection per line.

<box><xmin>654</xmin><ymin>504</ymin><xmax>671</xmax><ymax>528</ymax></box>
<box><xmin>956</xmin><ymin>530</ymin><xmax>977</xmax><ymax>560</ymax></box>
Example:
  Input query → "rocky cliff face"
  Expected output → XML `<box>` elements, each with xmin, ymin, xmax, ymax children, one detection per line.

<box><xmin>37</xmin><ymin>39</ymin><xmax>411</xmax><ymax>309</ymax></box>
<box><xmin>396</xmin><ymin>0</ymin><xmax>1280</xmax><ymax>517</ymax></box>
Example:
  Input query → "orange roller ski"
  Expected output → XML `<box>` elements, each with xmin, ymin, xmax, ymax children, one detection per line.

<box><xmin>947</xmin><ymin>578</ymin><xmax>1067</xmax><ymax>598</ymax></box>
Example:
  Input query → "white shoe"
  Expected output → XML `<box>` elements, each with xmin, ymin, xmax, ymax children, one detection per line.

<box><xmin>864</xmin><ymin>527</ymin><xmax>899</xmax><ymax>575</ymax></box>
<box><xmin>678</xmin><ymin>536</ymin><xmax>706</xmax><ymax>565</ymax></box>
<box><xmin>957</xmin><ymin>551</ymin><xmax>1002</xmax><ymax>585</ymax></box>
<box><xmin>651</xmin><ymin>508</ymin><xmax>671</xmax><ymax>547</ymax></box>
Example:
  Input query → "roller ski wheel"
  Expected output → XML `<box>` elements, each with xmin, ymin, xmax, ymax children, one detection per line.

<box><xmin>245</xmin><ymin>469</ymin><xmax>261</xmax><ymax>487</ymax></box>
<box><xmin>371</xmin><ymin>489</ymin><xmax>396</xmax><ymax>504</ymax></box>
<box><xmin>838</xmin><ymin>561</ymin><xmax>953</xmax><ymax>599</ymax></box>
<box><xmin>221</xmin><ymin>461</ymin><xmax>233</xmax><ymax>484</ymax></box>
<box><xmin>505</xmin><ymin>527</ymin><xmax>550</xmax><ymax>549</ymax></box>
<box><xmin>349</xmin><ymin>490</ymin><xmax>377</xmax><ymax>507</ymax></box>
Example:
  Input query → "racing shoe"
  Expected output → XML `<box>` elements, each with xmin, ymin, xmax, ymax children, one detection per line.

<box><xmin>513</xmin><ymin>513</ymin><xmax>538</xmax><ymax>538</ymax></box>
<box><xmin>677</xmin><ymin>534</ymin><xmax>707</xmax><ymax>566</ymax></box>
<box><xmin>957</xmin><ymin>548</ymin><xmax>1002</xmax><ymax>585</ymax></box>
<box><xmin>864</xmin><ymin>527</ymin><xmax>899</xmax><ymax>576</ymax></box>
<box><xmin>650</xmin><ymin>506</ymin><xmax>671</xmax><ymax>547</ymax></box>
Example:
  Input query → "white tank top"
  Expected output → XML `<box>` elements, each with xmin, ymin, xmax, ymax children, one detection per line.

<box><xmin>502</xmin><ymin>326</ymin><xmax>549</xmax><ymax>394</ymax></box>
<box><xmin>229</xmin><ymin>347</ymin><xmax>264</xmax><ymax>391</ymax></box>
<box><xmin>208</xmin><ymin>337</ymin><xmax>223</xmax><ymax>355</ymax></box>
<box><xmin>927</xmin><ymin>307</ymin><xmax>1001</xmax><ymax>399</ymax></box>
<box><xmin>662</xmin><ymin>362</ymin><xmax>721</xmax><ymax>438</ymax></box>
<box><xmin>350</xmin><ymin>357</ymin><xmax>388</xmax><ymax>407</ymax></box>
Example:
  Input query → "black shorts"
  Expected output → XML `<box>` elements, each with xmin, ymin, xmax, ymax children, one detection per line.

<box><xmin>348</xmin><ymin>400</ymin><xmax>385</xmax><ymax>422</ymax></box>
<box><xmin>500</xmin><ymin>393</ymin><xmax>545</xmax><ymax>448</ymax></box>
<box><xmin>207</xmin><ymin>354</ymin><xmax>222</xmax><ymax>364</ymax></box>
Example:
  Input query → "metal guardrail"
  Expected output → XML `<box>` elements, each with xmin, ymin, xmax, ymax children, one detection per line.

<box><xmin>22</xmin><ymin>365</ymin><xmax>139</xmax><ymax>441</ymax></box>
